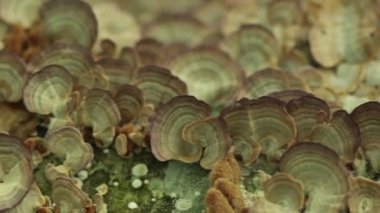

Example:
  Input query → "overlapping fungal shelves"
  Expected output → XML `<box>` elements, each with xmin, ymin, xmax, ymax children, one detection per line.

<box><xmin>1</xmin><ymin>0</ymin><xmax>380</xmax><ymax>212</ymax></box>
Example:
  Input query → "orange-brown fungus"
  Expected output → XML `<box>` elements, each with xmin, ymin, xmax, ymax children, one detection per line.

<box><xmin>3</xmin><ymin>23</ymin><xmax>45</xmax><ymax>61</ymax></box>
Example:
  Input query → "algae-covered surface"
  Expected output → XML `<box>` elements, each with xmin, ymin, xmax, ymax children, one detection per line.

<box><xmin>34</xmin><ymin>147</ymin><xmax>210</xmax><ymax>212</ymax></box>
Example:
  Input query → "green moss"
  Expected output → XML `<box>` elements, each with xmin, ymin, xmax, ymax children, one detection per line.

<box><xmin>82</xmin><ymin>147</ymin><xmax>169</xmax><ymax>212</ymax></box>
<box><xmin>242</xmin><ymin>175</ymin><xmax>257</xmax><ymax>193</ymax></box>
<box><xmin>365</xmin><ymin>159</ymin><xmax>380</xmax><ymax>180</ymax></box>
<box><xmin>33</xmin><ymin>146</ymin><xmax>209</xmax><ymax>212</ymax></box>
<box><xmin>150</xmin><ymin>196</ymin><xmax>175</xmax><ymax>213</ymax></box>
<box><xmin>105</xmin><ymin>183</ymin><xmax>152</xmax><ymax>212</ymax></box>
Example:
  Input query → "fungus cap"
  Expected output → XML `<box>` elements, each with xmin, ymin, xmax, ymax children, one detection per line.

<box><xmin>0</xmin><ymin>134</ymin><xmax>33</xmax><ymax>211</ymax></box>
<box><xmin>279</xmin><ymin>143</ymin><xmax>349</xmax><ymax>213</ymax></box>
<box><xmin>0</xmin><ymin>51</ymin><xmax>25</xmax><ymax>102</ymax></box>
<box><xmin>40</xmin><ymin>0</ymin><xmax>98</xmax><ymax>48</ymax></box>
<box><xmin>149</xmin><ymin>95</ymin><xmax>210</xmax><ymax>163</ymax></box>
<box><xmin>23</xmin><ymin>65</ymin><xmax>74</xmax><ymax>116</ymax></box>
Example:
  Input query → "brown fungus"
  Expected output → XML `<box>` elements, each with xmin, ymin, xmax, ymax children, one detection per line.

<box><xmin>206</xmin><ymin>153</ymin><xmax>245</xmax><ymax>213</ymax></box>
<box><xmin>0</xmin><ymin>18</ymin><xmax>9</xmax><ymax>49</ymax></box>
<box><xmin>119</xmin><ymin>46</ymin><xmax>139</xmax><ymax>71</ymax></box>
<box><xmin>0</xmin><ymin>103</ymin><xmax>37</xmax><ymax>139</ymax></box>
<box><xmin>286</xmin><ymin>96</ymin><xmax>330</xmax><ymax>141</ymax></box>
<box><xmin>268</xmin><ymin>89</ymin><xmax>314</xmax><ymax>103</ymax></box>
<box><xmin>308</xmin><ymin>110</ymin><xmax>360</xmax><ymax>164</ymax></box>
<box><xmin>211</xmin><ymin>178</ymin><xmax>245</xmax><ymax>212</ymax></box>
<box><xmin>96</xmin><ymin>58</ymin><xmax>136</xmax><ymax>92</ymax></box>
<box><xmin>27</xmin><ymin>44</ymin><xmax>94</xmax><ymax>90</ymax></box>
<box><xmin>243</xmin><ymin>68</ymin><xmax>307</xmax><ymax>99</ymax></box>
<box><xmin>150</xmin><ymin>95</ymin><xmax>210</xmax><ymax>163</ymax></box>
<box><xmin>263</xmin><ymin>172</ymin><xmax>305</xmax><ymax>212</ymax></box>
<box><xmin>279</xmin><ymin>48</ymin><xmax>309</xmax><ymax>72</ymax></box>
<box><xmin>221</xmin><ymin>97</ymin><xmax>296</xmax><ymax>164</ymax></box>
<box><xmin>209</xmin><ymin>153</ymin><xmax>241</xmax><ymax>186</ymax></box>
<box><xmin>205</xmin><ymin>188</ymin><xmax>235</xmax><ymax>213</ymax></box>
<box><xmin>134</xmin><ymin>65</ymin><xmax>187</xmax><ymax>108</ymax></box>
<box><xmin>134</xmin><ymin>38</ymin><xmax>163</xmax><ymax>66</ymax></box>
<box><xmin>182</xmin><ymin>117</ymin><xmax>231</xmax><ymax>169</ymax></box>
<box><xmin>113</xmin><ymin>84</ymin><xmax>144</xmax><ymax>124</ymax></box>
<box><xmin>113</xmin><ymin>133</ymin><xmax>130</xmax><ymax>157</ymax></box>
<box><xmin>96</xmin><ymin>39</ymin><xmax>116</xmax><ymax>58</ymax></box>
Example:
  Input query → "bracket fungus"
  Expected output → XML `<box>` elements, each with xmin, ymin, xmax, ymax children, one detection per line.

<box><xmin>134</xmin><ymin>65</ymin><xmax>187</xmax><ymax>108</ymax></box>
<box><xmin>351</xmin><ymin>102</ymin><xmax>380</xmax><ymax>172</ymax></box>
<box><xmin>308</xmin><ymin>110</ymin><xmax>360</xmax><ymax>164</ymax></box>
<box><xmin>23</xmin><ymin>65</ymin><xmax>74</xmax><ymax>117</ymax></box>
<box><xmin>134</xmin><ymin>38</ymin><xmax>163</xmax><ymax>66</ymax></box>
<box><xmin>77</xmin><ymin>88</ymin><xmax>121</xmax><ymax>147</ymax></box>
<box><xmin>150</xmin><ymin>95</ymin><xmax>210</xmax><ymax>163</ymax></box>
<box><xmin>286</xmin><ymin>96</ymin><xmax>331</xmax><ymax>141</ymax></box>
<box><xmin>263</xmin><ymin>172</ymin><xmax>304</xmax><ymax>212</ymax></box>
<box><xmin>119</xmin><ymin>46</ymin><xmax>139</xmax><ymax>71</ymax></box>
<box><xmin>28</xmin><ymin>44</ymin><xmax>94</xmax><ymax>90</ymax></box>
<box><xmin>348</xmin><ymin>177</ymin><xmax>380</xmax><ymax>213</ymax></box>
<box><xmin>268</xmin><ymin>89</ymin><xmax>314</xmax><ymax>103</ymax></box>
<box><xmin>8</xmin><ymin>182</ymin><xmax>47</xmax><ymax>213</ymax></box>
<box><xmin>96</xmin><ymin>58</ymin><xmax>136</xmax><ymax>92</ymax></box>
<box><xmin>0</xmin><ymin>103</ymin><xmax>37</xmax><ymax>139</ymax></box>
<box><xmin>52</xmin><ymin>177</ymin><xmax>92</xmax><ymax>212</ymax></box>
<box><xmin>221</xmin><ymin>24</ymin><xmax>280</xmax><ymax>75</ymax></box>
<box><xmin>243</xmin><ymin>68</ymin><xmax>308</xmax><ymax>99</ymax></box>
<box><xmin>182</xmin><ymin>117</ymin><xmax>231</xmax><ymax>169</ymax></box>
<box><xmin>221</xmin><ymin>97</ymin><xmax>296</xmax><ymax>164</ymax></box>
<box><xmin>168</xmin><ymin>47</ymin><xmax>244</xmax><ymax>108</ymax></box>
<box><xmin>279</xmin><ymin>143</ymin><xmax>349</xmax><ymax>213</ymax></box>
<box><xmin>45</xmin><ymin>126</ymin><xmax>93</xmax><ymax>173</ymax></box>
<box><xmin>0</xmin><ymin>134</ymin><xmax>33</xmax><ymax>211</ymax></box>
<box><xmin>113</xmin><ymin>133</ymin><xmax>129</xmax><ymax>157</ymax></box>
<box><xmin>113</xmin><ymin>84</ymin><xmax>144</xmax><ymax>124</ymax></box>
<box><xmin>40</xmin><ymin>0</ymin><xmax>98</xmax><ymax>48</ymax></box>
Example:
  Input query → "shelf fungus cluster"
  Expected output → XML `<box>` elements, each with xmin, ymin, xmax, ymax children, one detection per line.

<box><xmin>1</xmin><ymin>0</ymin><xmax>380</xmax><ymax>212</ymax></box>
